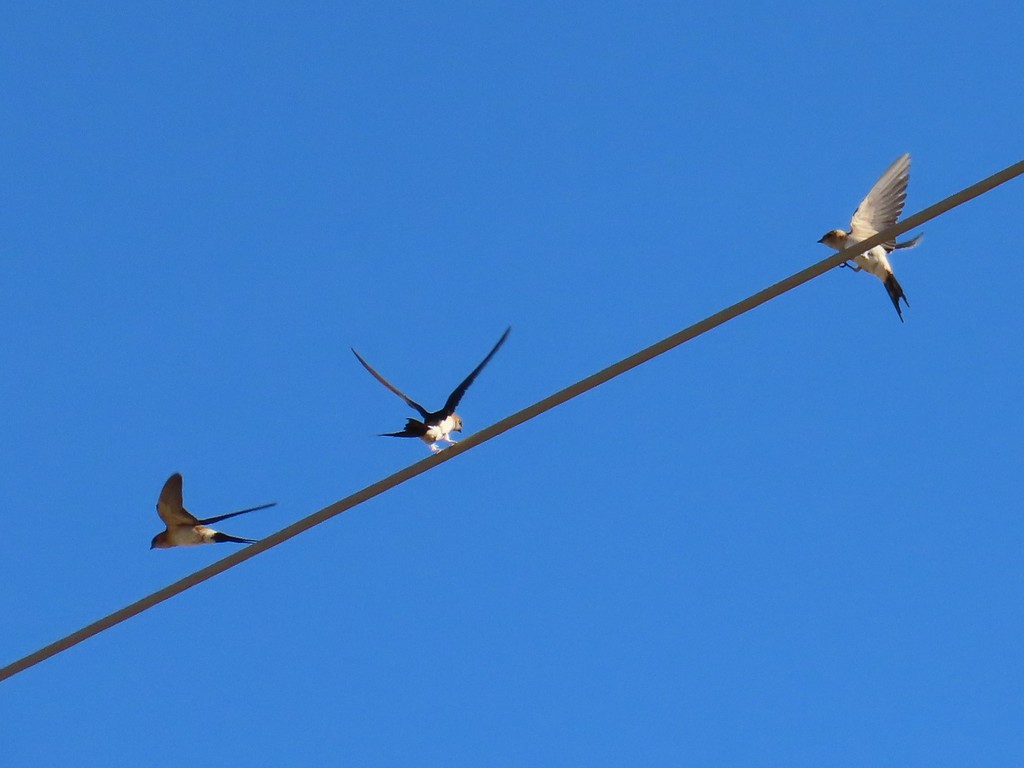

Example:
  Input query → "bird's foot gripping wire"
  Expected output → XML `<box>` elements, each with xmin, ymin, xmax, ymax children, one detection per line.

<box><xmin>838</xmin><ymin>261</ymin><xmax>862</xmax><ymax>272</ymax></box>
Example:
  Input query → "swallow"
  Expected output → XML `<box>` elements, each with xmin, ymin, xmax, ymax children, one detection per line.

<box><xmin>352</xmin><ymin>327</ymin><xmax>511</xmax><ymax>453</ymax></box>
<box><xmin>150</xmin><ymin>472</ymin><xmax>275</xmax><ymax>549</ymax></box>
<box><xmin>818</xmin><ymin>152</ymin><xmax>924</xmax><ymax>321</ymax></box>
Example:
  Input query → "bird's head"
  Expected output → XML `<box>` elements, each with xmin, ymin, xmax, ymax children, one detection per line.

<box><xmin>818</xmin><ymin>229</ymin><xmax>846</xmax><ymax>248</ymax></box>
<box><xmin>150</xmin><ymin>532</ymin><xmax>170</xmax><ymax>550</ymax></box>
<box><xmin>451</xmin><ymin>414</ymin><xmax>463</xmax><ymax>433</ymax></box>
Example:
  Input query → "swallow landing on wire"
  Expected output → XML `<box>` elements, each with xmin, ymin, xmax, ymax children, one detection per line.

<box><xmin>818</xmin><ymin>152</ymin><xmax>924</xmax><ymax>322</ymax></box>
<box><xmin>352</xmin><ymin>327</ymin><xmax>511</xmax><ymax>453</ymax></box>
<box><xmin>150</xmin><ymin>472</ymin><xmax>275</xmax><ymax>549</ymax></box>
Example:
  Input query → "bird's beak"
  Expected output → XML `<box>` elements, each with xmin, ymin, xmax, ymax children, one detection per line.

<box><xmin>817</xmin><ymin>235</ymin><xmax>826</xmax><ymax>244</ymax></box>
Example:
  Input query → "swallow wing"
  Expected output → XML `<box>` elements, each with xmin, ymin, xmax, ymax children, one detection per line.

<box><xmin>156</xmin><ymin>473</ymin><xmax>199</xmax><ymax>527</ymax></box>
<box><xmin>351</xmin><ymin>348</ymin><xmax>430</xmax><ymax>419</ymax></box>
<box><xmin>442</xmin><ymin>326</ymin><xmax>510</xmax><ymax>415</ymax></box>
<box><xmin>198</xmin><ymin>501</ymin><xmax>277</xmax><ymax>526</ymax></box>
<box><xmin>850</xmin><ymin>153</ymin><xmax>911</xmax><ymax>246</ymax></box>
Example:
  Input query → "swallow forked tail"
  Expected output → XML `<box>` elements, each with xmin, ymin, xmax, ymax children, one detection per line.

<box><xmin>380</xmin><ymin>418</ymin><xmax>428</xmax><ymax>439</ymax></box>
<box><xmin>884</xmin><ymin>272</ymin><xmax>909</xmax><ymax>322</ymax></box>
<box><xmin>893</xmin><ymin>233</ymin><xmax>924</xmax><ymax>250</ymax></box>
<box><xmin>199</xmin><ymin>502</ymin><xmax>277</xmax><ymax>526</ymax></box>
<box><xmin>211</xmin><ymin>532</ymin><xmax>257</xmax><ymax>544</ymax></box>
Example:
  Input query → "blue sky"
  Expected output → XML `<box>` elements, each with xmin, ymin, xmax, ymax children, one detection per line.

<box><xmin>2</xmin><ymin>1</ymin><xmax>1022</xmax><ymax>765</ymax></box>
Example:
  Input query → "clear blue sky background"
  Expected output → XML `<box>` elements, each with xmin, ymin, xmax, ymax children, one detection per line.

<box><xmin>2</xmin><ymin>2</ymin><xmax>1022</xmax><ymax>765</ymax></box>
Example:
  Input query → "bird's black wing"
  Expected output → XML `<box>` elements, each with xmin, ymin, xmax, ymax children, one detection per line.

<box><xmin>351</xmin><ymin>348</ymin><xmax>430</xmax><ymax>419</ymax></box>
<box><xmin>442</xmin><ymin>327</ymin><xmax>510</xmax><ymax>415</ymax></box>
<box><xmin>198</xmin><ymin>502</ymin><xmax>277</xmax><ymax>526</ymax></box>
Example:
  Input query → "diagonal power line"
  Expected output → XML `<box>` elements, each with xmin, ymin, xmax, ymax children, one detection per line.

<box><xmin>2</xmin><ymin>157</ymin><xmax>1022</xmax><ymax>685</ymax></box>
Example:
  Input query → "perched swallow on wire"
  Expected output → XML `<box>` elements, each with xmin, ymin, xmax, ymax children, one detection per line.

<box><xmin>818</xmin><ymin>152</ymin><xmax>924</xmax><ymax>321</ymax></box>
<box><xmin>352</xmin><ymin>326</ymin><xmax>511</xmax><ymax>453</ymax></box>
<box><xmin>150</xmin><ymin>472</ymin><xmax>275</xmax><ymax>549</ymax></box>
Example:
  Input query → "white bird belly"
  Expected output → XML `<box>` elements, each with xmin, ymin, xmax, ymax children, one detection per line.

<box><xmin>424</xmin><ymin>415</ymin><xmax>458</xmax><ymax>442</ymax></box>
<box><xmin>167</xmin><ymin>525</ymin><xmax>210</xmax><ymax>546</ymax></box>
<box><xmin>852</xmin><ymin>244</ymin><xmax>893</xmax><ymax>281</ymax></box>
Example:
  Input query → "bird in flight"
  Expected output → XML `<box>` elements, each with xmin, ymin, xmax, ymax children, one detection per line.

<box><xmin>818</xmin><ymin>152</ymin><xmax>923</xmax><ymax>321</ymax></box>
<box><xmin>352</xmin><ymin>327</ymin><xmax>511</xmax><ymax>453</ymax></box>
<box><xmin>150</xmin><ymin>472</ymin><xmax>275</xmax><ymax>549</ymax></box>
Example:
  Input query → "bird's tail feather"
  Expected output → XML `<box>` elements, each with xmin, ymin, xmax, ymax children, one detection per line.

<box><xmin>893</xmin><ymin>233</ymin><xmax>923</xmax><ymax>250</ymax></box>
<box><xmin>212</xmin><ymin>532</ymin><xmax>257</xmax><ymax>545</ymax></box>
<box><xmin>200</xmin><ymin>502</ymin><xmax>276</xmax><ymax>526</ymax></box>
<box><xmin>380</xmin><ymin>418</ymin><xmax>427</xmax><ymax>438</ymax></box>
<box><xmin>884</xmin><ymin>272</ymin><xmax>909</xmax><ymax>322</ymax></box>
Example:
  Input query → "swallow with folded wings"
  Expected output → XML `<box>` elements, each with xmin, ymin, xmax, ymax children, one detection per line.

<box><xmin>818</xmin><ymin>152</ymin><xmax>924</xmax><ymax>321</ymax></box>
<box><xmin>150</xmin><ymin>472</ymin><xmax>275</xmax><ymax>549</ymax></box>
<box><xmin>352</xmin><ymin>327</ymin><xmax>510</xmax><ymax>453</ymax></box>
